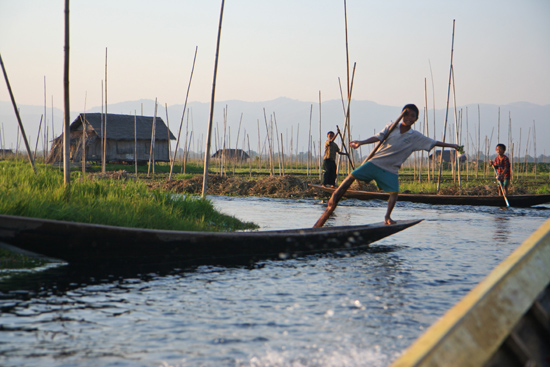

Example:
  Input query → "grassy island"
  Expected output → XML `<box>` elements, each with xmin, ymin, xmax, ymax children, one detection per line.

<box><xmin>0</xmin><ymin>160</ymin><xmax>258</xmax><ymax>270</ymax></box>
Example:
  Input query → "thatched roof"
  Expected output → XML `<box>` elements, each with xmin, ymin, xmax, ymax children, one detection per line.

<box><xmin>70</xmin><ymin>113</ymin><xmax>176</xmax><ymax>141</ymax></box>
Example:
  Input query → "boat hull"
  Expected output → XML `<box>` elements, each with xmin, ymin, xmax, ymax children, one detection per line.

<box><xmin>310</xmin><ymin>184</ymin><xmax>550</xmax><ymax>207</ymax></box>
<box><xmin>0</xmin><ymin>214</ymin><xmax>421</xmax><ymax>267</ymax></box>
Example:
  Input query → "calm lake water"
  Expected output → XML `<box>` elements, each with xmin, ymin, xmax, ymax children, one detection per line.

<box><xmin>0</xmin><ymin>196</ymin><xmax>549</xmax><ymax>367</ymax></box>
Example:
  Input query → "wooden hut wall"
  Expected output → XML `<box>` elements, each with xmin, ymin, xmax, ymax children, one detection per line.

<box><xmin>57</xmin><ymin>137</ymin><xmax>170</xmax><ymax>163</ymax></box>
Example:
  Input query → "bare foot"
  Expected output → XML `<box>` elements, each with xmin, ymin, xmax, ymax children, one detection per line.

<box><xmin>384</xmin><ymin>217</ymin><xmax>396</xmax><ymax>225</ymax></box>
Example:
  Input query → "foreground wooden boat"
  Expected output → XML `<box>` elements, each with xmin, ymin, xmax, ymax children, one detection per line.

<box><xmin>310</xmin><ymin>184</ymin><xmax>550</xmax><ymax>207</ymax></box>
<box><xmin>390</xmin><ymin>217</ymin><xmax>550</xmax><ymax>367</ymax></box>
<box><xmin>0</xmin><ymin>214</ymin><xmax>421</xmax><ymax>267</ymax></box>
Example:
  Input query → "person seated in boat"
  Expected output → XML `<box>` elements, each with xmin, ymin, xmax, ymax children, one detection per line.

<box><xmin>322</xmin><ymin>127</ymin><xmax>347</xmax><ymax>187</ymax></box>
<box><xmin>490</xmin><ymin>144</ymin><xmax>511</xmax><ymax>197</ymax></box>
<box><xmin>349</xmin><ymin>104</ymin><xmax>460</xmax><ymax>225</ymax></box>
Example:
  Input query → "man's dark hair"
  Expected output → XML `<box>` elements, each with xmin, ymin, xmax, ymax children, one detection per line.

<box><xmin>327</xmin><ymin>131</ymin><xmax>335</xmax><ymax>136</ymax></box>
<box><xmin>496</xmin><ymin>143</ymin><xmax>506</xmax><ymax>151</ymax></box>
<box><xmin>402</xmin><ymin>104</ymin><xmax>419</xmax><ymax>116</ymax></box>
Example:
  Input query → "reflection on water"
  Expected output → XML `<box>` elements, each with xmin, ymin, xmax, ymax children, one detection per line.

<box><xmin>0</xmin><ymin>196</ymin><xmax>548</xmax><ymax>367</ymax></box>
<box><xmin>492</xmin><ymin>215</ymin><xmax>512</xmax><ymax>243</ymax></box>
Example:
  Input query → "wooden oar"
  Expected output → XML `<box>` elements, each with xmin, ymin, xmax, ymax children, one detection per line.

<box><xmin>491</xmin><ymin>165</ymin><xmax>510</xmax><ymax>207</ymax></box>
<box><xmin>314</xmin><ymin>110</ymin><xmax>406</xmax><ymax>227</ymax></box>
<box><xmin>336</xmin><ymin>125</ymin><xmax>354</xmax><ymax>170</ymax></box>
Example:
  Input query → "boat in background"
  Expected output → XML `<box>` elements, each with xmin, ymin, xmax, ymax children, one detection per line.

<box><xmin>0</xmin><ymin>214</ymin><xmax>421</xmax><ymax>268</ymax></box>
<box><xmin>390</xmin><ymin>218</ymin><xmax>550</xmax><ymax>367</ymax></box>
<box><xmin>310</xmin><ymin>184</ymin><xmax>550</xmax><ymax>207</ymax></box>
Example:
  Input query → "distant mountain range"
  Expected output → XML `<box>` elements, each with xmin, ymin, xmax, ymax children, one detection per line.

<box><xmin>1</xmin><ymin>98</ymin><xmax>549</xmax><ymax>157</ymax></box>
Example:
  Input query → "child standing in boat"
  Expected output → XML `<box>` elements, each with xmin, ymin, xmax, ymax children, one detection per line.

<box><xmin>322</xmin><ymin>127</ymin><xmax>347</xmax><ymax>187</ymax></box>
<box><xmin>350</xmin><ymin>104</ymin><xmax>460</xmax><ymax>225</ymax></box>
<box><xmin>490</xmin><ymin>144</ymin><xmax>511</xmax><ymax>197</ymax></box>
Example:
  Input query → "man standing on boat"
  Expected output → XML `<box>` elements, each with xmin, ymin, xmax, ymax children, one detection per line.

<box><xmin>349</xmin><ymin>104</ymin><xmax>460</xmax><ymax>225</ymax></box>
<box><xmin>322</xmin><ymin>127</ymin><xmax>347</xmax><ymax>187</ymax></box>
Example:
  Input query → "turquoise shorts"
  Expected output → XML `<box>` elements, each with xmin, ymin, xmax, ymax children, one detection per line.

<box><xmin>351</xmin><ymin>161</ymin><xmax>399</xmax><ymax>193</ymax></box>
<box><xmin>499</xmin><ymin>179</ymin><xmax>509</xmax><ymax>187</ymax></box>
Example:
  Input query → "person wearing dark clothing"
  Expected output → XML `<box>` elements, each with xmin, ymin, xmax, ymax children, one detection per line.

<box><xmin>322</xmin><ymin>128</ymin><xmax>346</xmax><ymax>187</ymax></box>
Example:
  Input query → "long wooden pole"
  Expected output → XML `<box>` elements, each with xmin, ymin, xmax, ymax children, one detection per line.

<box><xmin>33</xmin><ymin>115</ymin><xmax>43</xmax><ymax>161</ymax></box>
<box><xmin>343</xmin><ymin>0</ymin><xmax>352</xmax><ymax>151</ymax></box>
<box><xmin>314</xmin><ymin>110</ymin><xmax>406</xmax><ymax>228</ymax></box>
<box><xmin>319</xmin><ymin>91</ymin><xmax>322</xmax><ymax>180</ymax></box>
<box><xmin>81</xmin><ymin>93</ymin><xmax>87</xmax><ymax>174</ymax></box>
<box><xmin>202</xmin><ymin>0</ymin><xmax>225</xmax><ymax>198</ymax></box>
<box><xmin>43</xmin><ymin>76</ymin><xmax>47</xmax><ymax>160</ymax></box>
<box><xmin>451</xmin><ymin>65</ymin><xmax>461</xmax><ymax>187</ymax></box>
<box><xmin>492</xmin><ymin>165</ymin><xmax>510</xmax><ymax>207</ymax></box>
<box><xmin>62</xmin><ymin>0</ymin><xmax>71</xmax><ymax>183</ymax></box>
<box><xmin>170</xmin><ymin>46</ymin><xmax>198</xmax><ymax>180</ymax></box>
<box><xmin>1</xmin><ymin>54</ymin><xmax>38</xmax><ymax>173</ymax></box>
<box><xmin>437</xmin><ymin>19</ymin><xmax>455</xmax><ymax>192</ymax></box>
<box><xmin>134</xmin><ymin>112</ymin><xmax>137</xmax><ymax>177</ymax></box>
<box><xmin>147</xmin><ymin>98</ymin><xmax>158</xmax><ymax>177</ymax></box>
<box><xmin>336</xmin><ymin>126</ymin><xmax>354</xmax><ymax>169</ymax></box>
<box><xmin>102</xmin><ymin>48</ymin><xmax>108</xmax><ymax>173</ymax></box>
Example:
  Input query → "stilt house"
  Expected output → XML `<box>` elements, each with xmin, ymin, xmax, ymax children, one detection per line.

<box><xmin>47</xmin><ymin>113</ymin><xmax>176</xmax><ymax>164</ymax></box>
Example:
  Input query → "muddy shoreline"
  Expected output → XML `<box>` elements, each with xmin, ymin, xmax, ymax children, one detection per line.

<box><xmin>145</xmin><ymin>174</ymin><xmax>528</xmax><ymax>198</ymax></box>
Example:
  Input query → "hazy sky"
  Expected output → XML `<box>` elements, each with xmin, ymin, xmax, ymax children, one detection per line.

<box><xmin>1</xmin><ymin>0</ymin><xmax>549</xmax><ymax>111</ymax></box>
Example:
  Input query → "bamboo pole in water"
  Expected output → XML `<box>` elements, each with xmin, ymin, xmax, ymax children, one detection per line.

<box><xmin>147</xmin><ymin>99</ymin><xmax>158</xmax><ymax>177</ymax></box>
<box><xmin>234</xmin><ymin>112</ymin><xmax>243</xmax><ymax>174</ymax></box>
<box><xmin>202</xmin><ymin>0</ymin><xmax>225</xmax><ymax>197</ymax></box>
<box><xmin>134</xmin><ymin>112</ymin><xmax>137</xmax><ymax>177</ymax></box>
<box><xmin>429</xmin><ymin>60</ymin><xmax>436</xmax><ymax>180</ymax></box>
<box><xmin>263</xmin><ymin>109</ymin><xmax>274</xmax><ymax>175</ymax></box>
<box><xmin>318</xmin><ymin>91</ymin><xmax>322</xmax><ymax>180</ymax></box>
<box><xmin>165</xmin><ymin>103</ymin><xmax>172</xmax><ymax>169</ymax></box>
<box><xmin>170</xmin><ymin>46</ymin><xmax>198</xmax><ymax>180</ymax></box>
<box><xmin>508</xmin><ymin>111</ymin><xmax>515</xmax><ymax>181</ymax></box>
<box><xmin>43</xmin><ymin>77</ymin><xmax>47</xmax><ymax>160</ymax></box>
<box><xmin>533</xmin><ymin>120</ymin><xmax>537</xmax><ymax>179</ymax></box>
<box><xmin>62</xmin><ymin>0</ymin><xmax>71</xmax><ymax>183</ymax></box>
<box><xmin>524</xmin><ymin>127</ymin><xmax>531</xmax><ymax>177</ymax></box>
<box><xmin>466</xmin><ymin>106</ymin><xmax>470</xmax><ymax>181</ymax></box>
<box><xmin>33</xmin><ymin>115</ymin><xmax>43</xmax><ymax>162</ymax></box>
<box><xmin>274</xmin><ymin>113</ymin><xmax>282</xmax><ymax>175</ymax></box>
<box><xmin>51</xmin><ymin>95</ymin><xmax>54</xmax><ymax>152</ymax></box>
<box><xmin>451</xmin><ymin>65</ymin><xmax>461</xmax><ymax>188</ymax></box>
<box><xmin>257</xmin><ymin>119</ymin><xmax>261</xmax><ymax>170</ymax></box>
<box><xmin>516</xmin><ymin>127</ymin><xmax>521</xmax><ymax>179</ymax></box>
<box><xmin>424</xmin><ymin>78</ymin><xmax>429</xmax><ymax>182</ymax></box>
<box><xmin>247</xmin><ymin>134</ymin><xmax>252</xmax><ymax>177</ymax></box>
<box><xmin>296</xmin><ymin>124</ymin><xmax>300</xmax><ymax>170</ymax></box>
<box><xmin>343</xmin><ymin>0</ymin><xmax>352</xmax><ymax>154</ymax></box>
<box><xmin>339</xmin><ymin>63</ymin><xmax>357</xmax><ymax>173</ymax></box>
<box><xmin>1</xmin><ymin>54</ymin><xmax>38</xmax><ymax>173</ymax></box>
<box><xmin>437</xmin><ymin>19</ymin><xmax>455</xmax><ymax>192</ymax></box>
<box><xmin>82</xmin><ymin>93</ymin><xmax>87</xmax><ymax>174</ymax></box>
<box><xmin>280</xmin><ymin>133</ymin><xmax>285</xmax><ymax>176</ymax></box>
<box><xmin>307</xmin><ymin>104</ymin><xmax>312</xmax><ymax>176</ymax></box>
<box><xmin>477</xmin><ymin>105</ymin><xmax>480</xmax><ymax>178</ymax></box>
<box><xmin>102</xmin><ymin>48</ymin><xmax>108</xmax><ymax>173</ymax></box>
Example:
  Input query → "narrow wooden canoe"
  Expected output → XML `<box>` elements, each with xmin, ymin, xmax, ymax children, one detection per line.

<box><xmin>390</xmin><ymin>218</ymin><xmax>550</xmax><ymax>367</ymax></box>
<box><xmin>310</xmin><ymin>184</ymin><xmax>550</xmax><ymax>207</ymax></box>
<box><xmin>0</xmin><ymin>214</ymin><xmax>422</xmax><ymax>267</ymax></box>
